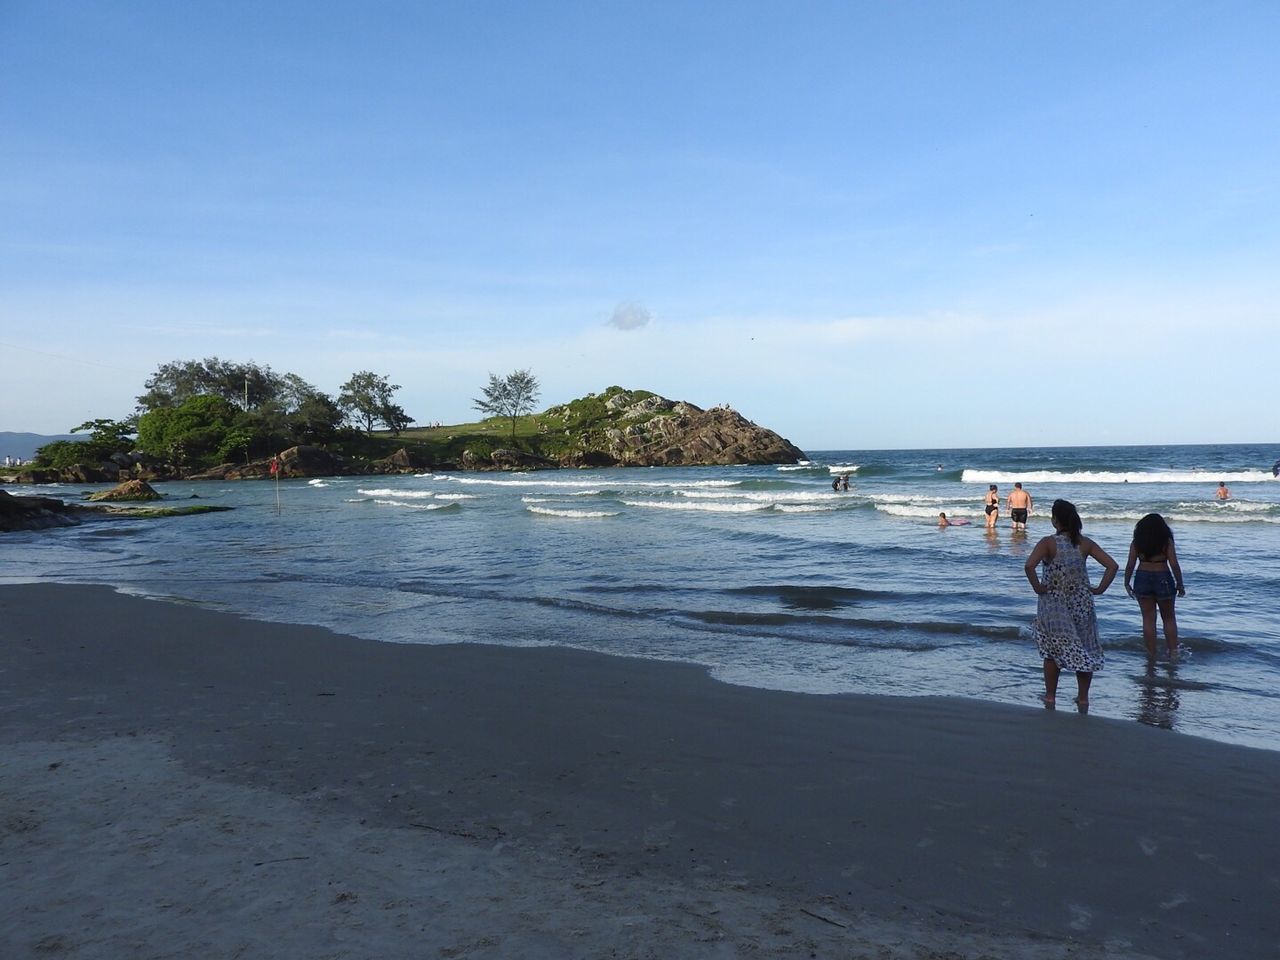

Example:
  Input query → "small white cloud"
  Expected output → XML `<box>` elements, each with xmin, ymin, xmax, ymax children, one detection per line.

<box><xmin>607</xmin><ymin>301</ymin><xmax>651</xmax><ymax>331</ymax></box>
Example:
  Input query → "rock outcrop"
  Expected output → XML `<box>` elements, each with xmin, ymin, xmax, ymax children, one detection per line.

<box><xmin>369</xmin><ymin>447</ymin><xmax>434</xmax><ymax>474</ymax></box>
<box><xmin>0</xmin><ymin>489</ymin><xmax>81</xmax><ymax>531</ymax></box>
<box><xmin>88</xmin><ymin>479</ymin><xmax>162</xmax><ymax>502</ymax></box>
<box><xmin>549</xmin><ymin>390</ymin><xmax>805</xmax><ymax>467</ymax></box>
<box><xmin>188</xmin><ymin>445</ymin><xmax>361</xmax><ymax>481</ymax></box>
<box><xmin>461</xmin><ymin>447</ymin><xmax>556</xmax><ymax>471</ymax></box>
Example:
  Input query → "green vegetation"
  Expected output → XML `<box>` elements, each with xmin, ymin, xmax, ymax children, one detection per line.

<box><xmin>338</xmin><ymin>371</ymin><xmax>411</xmax><ymax>436</ymax></box>
<box><xmin>26</xmin><ymin>365</ymin><xmax>684</xmax><ymax>476</ymax></box>
<box><xmin>472</xmin><ymin>370</ymin><xmax>541</xmax><ymax>440</ymax></box>
<box><xmin>33</xmin><ymin>419</ymin><xmax>135</xmax><ymax>469</ymax></box>
<box><xmin>95</xmin><ymin>504</ymin><xmax>235</xmax><ymax>518</ymax></box>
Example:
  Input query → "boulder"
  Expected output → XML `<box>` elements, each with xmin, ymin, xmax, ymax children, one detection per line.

<box><xmin>88</xmin><ymin>479</ymin><xmax>162</xmax><ymax>502</ymax></box>
<box><xmin>369</xmin><ymin>447</ymin><xmax>432</xmax><ymax>474</ymax></box>
<box><xmin>0</xmin><ymin>489</ymin><xmax>81</xmax><ymax>531</ymax></box>
<box><xmin>460</xmin><ymin>448</ymin><xmax>556</xmax><ymax>471</ymax></box>
<box><xmin>62</xmin><ymin>462</ymin><xmax>119</xmax><ymax>483</ymax></box>
<box><xmin>276</xmin><ymin>445</ymin><xmax>354</xmax><ymax>478</ymax></box>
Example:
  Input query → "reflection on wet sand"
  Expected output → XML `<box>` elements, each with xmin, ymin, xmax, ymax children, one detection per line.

<box><xmin>1135</xmin><ymin>661</ymin><xmax>1182</xmax><ymax>730</ymax></box>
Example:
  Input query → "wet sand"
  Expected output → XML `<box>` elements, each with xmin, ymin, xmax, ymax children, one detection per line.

<box><xmin>2</xmin><ymin>582</ymin><xmax>1277</xmax><ymax>959</ymax></box>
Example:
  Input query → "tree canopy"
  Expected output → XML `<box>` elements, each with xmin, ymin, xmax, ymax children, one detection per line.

<box><xmin>33</xmin><ymin>418</ymin><xmax>136</xmax><ymax>470</ymax></box>
<box><xmin>338</xmin><ymin>371</ymin><xmax>412</xmax><ymax>436</ymax></box>
<box><xmin>473</xmin><ymin>369</ymin><xmax>540</xmax><ymax>440</ymax></box>
<box><xmin>137</xmin><ymin>358</ymin><xmax>285</xmax><ymax>413</ymax></box>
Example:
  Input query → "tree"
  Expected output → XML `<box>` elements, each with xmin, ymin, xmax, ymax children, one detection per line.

<box><xmin>338</xmin><ymin>371</ymin><xmax>412</xmax><ymax>436</ymax></box>
<box><xmin>473</xmin><ymin>369</ymin><xmax>540</xmax><ymax>440</ymax></box>
<box><xmin>34</xmin><ymin>418</ymin><xmax>136</xmax><ymax>469</ymax></box>
<box><xmin>136</xmin><ymin>395</ymin><xmax>240</xmax><ymax>469</ymax></box>
<box><xmin>137</xmin><ymin>358</ymin><xmax>284</xmax><ymax>413</ymax></box>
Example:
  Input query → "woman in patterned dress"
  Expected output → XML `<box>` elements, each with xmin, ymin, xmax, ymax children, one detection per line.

<box><xmin>1023</xmin><ymin>499</ymin><xmax>1119</xmax><ymax>708</ymax></box>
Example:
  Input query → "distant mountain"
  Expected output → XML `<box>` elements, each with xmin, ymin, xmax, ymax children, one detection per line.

<box><xmin>0</xmin><ymin>432</ymin><xmax>80</xmax><ymax>461</ymax></box>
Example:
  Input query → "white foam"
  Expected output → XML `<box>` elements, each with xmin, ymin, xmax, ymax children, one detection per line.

<box><xmin>307</xmin><ymin>479</ymin><xmax>329</xmax><ymax>488</ymax></box>
<box><xmin>774</xmin><ymin>503</ymin><xmax>841</xmax><ymax>513</ymax></box>
<box><xmin>433</xmin><ymin>493</ymin><xmax>477</xmax><ymax>500</ymax></box>
<box><xmin>373</xmin><ymin>498</ymin><xmax>454</xmax><ymax>511</ymax></box>
<box><xmin>963</xmin><ymin>469</ymin><xmax>1276</xmax><ymax>485</ymax></box>
<box><xmin>439</xmin><ymin>475</ymin><xmax>740</xmax><ymax>489</ymax></box>
<box><xmin>827</xmin><ymin>464</ymin><xmax>860</xmax><ymax>474</ymax></box>
<box><xmin>878</xmin><ymin>504</ymin><xmax>975</xmax><ymax>519</ymax></box>
<box><xmin>1083</xmin><ymin>509</ymin><xmax>1279</xmax><ymax>525</ymax></box>
<box><xmin>525</xmin><ymin>505</ymin><xmax>620</xmax><ymax>519</ymax></box>
<box><xmin>358</xmin><ymin>488</ymin><xmax>434</xmax><ymax>498</ymax></box>
<box><xmin>1176</xmin><ymin>500</ymin><xmax>1275</xmax><ymax>513</ymax></box>
<box><xmin>675</xmin><ymin>490</ymin><xmax>834</xmax><ymax>504</ymax></box>
<box><xmin>866</xmin><ymin>493</ymin><xmax>953</xmax><ymax>505</ymax></box>
<box><xmin>622</xmin><ymin>499</ymin><xmax>770</xmax><ymax>513</ymax></box>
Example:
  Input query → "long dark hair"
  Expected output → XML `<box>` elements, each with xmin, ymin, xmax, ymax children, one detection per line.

<box><xmin>1051</xmin><ymin>499</ymin><xmax>1083</xmax><ymax>545</ymax></box>
<box><xmin>1133</xmin><ymin>513</ymin><xmax>1173</xmax><ymax>559</ymax></box>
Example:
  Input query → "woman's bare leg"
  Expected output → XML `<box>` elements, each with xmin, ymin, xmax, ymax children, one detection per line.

<box><xmin>1157</xmin><ymin>596</ymin><xmax>1179</xmax><ymax>660</ymax></box>
<box><xmin>1138</xmin><ymin>596</ymin><xmax>1158</xmax><ymax>659</ymax></box>
<box><xmin>1075</xmin><ymin>671</ymin><xmax>1093</xmax><ymax>707</ymax></box>
<box><xmin>1043</xmin><ymin>659</ymin><xmax>1060</xmax><ymax>704</ymax></box>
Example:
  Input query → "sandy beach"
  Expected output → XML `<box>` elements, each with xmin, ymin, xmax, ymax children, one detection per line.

<box><xmin>2</xmin><ymin>583</ymin><xmax>1277</xmax><ymax>959</ymax></box>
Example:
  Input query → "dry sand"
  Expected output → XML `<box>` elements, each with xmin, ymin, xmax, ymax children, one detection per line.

<box><xmin>2</xmin><ymin>583</ymin><xmax>1277</xmax><ymax>959</ymax></box>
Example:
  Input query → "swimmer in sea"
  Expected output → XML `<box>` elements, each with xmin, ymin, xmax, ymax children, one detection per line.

<box><xmin>1215</xmin><ymin>481</ymin><xmax>1230</xmax><ymax>501</ymax></box>
<box><xmin>984</xmin><ymin>484</ymin><xmax>999</xmax><ymax>529</ymax></box>
<box><xmin>1007</xmin><ymin>482</ymin><xmax>1032</xmax><ymax>531</ymax></box>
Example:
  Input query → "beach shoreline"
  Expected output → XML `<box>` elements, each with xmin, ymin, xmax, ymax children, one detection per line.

<box><xmin>3</xmin><ymin>582</ymin><xmax>1278</xmax><ymax>958</ymax></box>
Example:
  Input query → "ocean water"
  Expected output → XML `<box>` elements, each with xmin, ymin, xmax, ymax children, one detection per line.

<box><xmin>3</xmin><ymin>443</ymin><xmax>1278</xmax><ymax>751</ymax></box>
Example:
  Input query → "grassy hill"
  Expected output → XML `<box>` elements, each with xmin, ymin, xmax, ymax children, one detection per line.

<box><xmin>355</xmin><ymin>387</ymin><xmax>664</xmax><ymax>463</ymax></box>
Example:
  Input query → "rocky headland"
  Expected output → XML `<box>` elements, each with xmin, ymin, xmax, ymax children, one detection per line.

<box><xmin>3</xmin><ymin>387</ymin><xmax>806</xmax><ymax>484</ymax></box>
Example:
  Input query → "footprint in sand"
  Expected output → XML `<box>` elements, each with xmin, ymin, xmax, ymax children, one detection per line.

<box><xmin>1160</xmin><ymin>892</ymin><xmax>1189</xmax><ymax>910</ymax></box>
<box><xmin>1067</xmin><ymin>903</ymin><xmax>1093</xmax><ymax>931</ymax></box>
<box><xmin>1029</xmin><ymin>848</ymin><xmax>1049</xmax><ymax>868</ymax></box>
<box><xmin>1138</xmin><ymin>836</ymin><xmax>1158</xmax><ymax>856</ymax></box>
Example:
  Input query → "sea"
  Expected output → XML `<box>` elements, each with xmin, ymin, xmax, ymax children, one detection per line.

<box><xmin>4</xmin><ymin>443</ymin><xmax>1278</xmax><ymax>752</ymax></box>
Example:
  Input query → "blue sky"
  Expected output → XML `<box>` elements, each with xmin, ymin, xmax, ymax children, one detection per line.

<box><xmin>2</xmin><ymin>1</ymin><xmax>1277</xmax><ymax>449</ymax></box>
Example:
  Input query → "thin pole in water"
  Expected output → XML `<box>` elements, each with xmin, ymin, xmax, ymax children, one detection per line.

<box><xmin>270</xmin><ymin>455</ymin><xmax>282</xmax><ymax>514</ymax></box>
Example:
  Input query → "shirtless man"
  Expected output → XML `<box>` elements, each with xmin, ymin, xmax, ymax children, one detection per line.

<box><xmin>984</xmin><ymin>484</ymin><xmax>999</xmax><ymax>529</ymax></box>
<box><xmin>1216</xmin><ymin>481</ymin><xmax>1231</xmax><ymax>501</ymax></box>
<box><xmin>1007</xmin><ymin>482</ymin><xmax>1032</xmax><ymax>531</ymax></box>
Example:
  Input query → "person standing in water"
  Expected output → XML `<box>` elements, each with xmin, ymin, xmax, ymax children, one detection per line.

<box><xmin>1007</xmin><ymin>482</ymin><xmax>1032</xmax><ymax>531</ymax></box>
<box><xmin>1215</xmin><ymin>481</ymin><xmax>1231</xmax><ymax>501</ymax></box>
<box><xmin>984</xmin><ymin>484</ymin><xmax>999</xmax><ymax>529</ymax></box>
<box><xmin>1024</xmin><ymin>499</ymin><xmax>1118</xmax><ymax>709</ymax></box>
<box><xmin>1124</xmin><ymin>513</ymin><xmax>1185</xmax><ymax>661</ymax></box>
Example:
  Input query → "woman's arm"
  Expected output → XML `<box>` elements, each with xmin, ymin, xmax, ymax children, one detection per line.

<box><xmin>1167</xmin><ymin>537</ymin><xmax>1186</xmax><ymax>596</ymax></box>
<box><xmin>1124</xmin><ymin>542</ymin><xmax>1138</xmax><ymax>597</ymax></box>
<box><xmin>1086</xmin><ymin>538</ymin><xmax>1120</xmax><ymax>595</ymax></box>
<box><xmin>1024</xmin><ymin>537</ymin><xmax>1054</xmax><ymax>593</ymax></box>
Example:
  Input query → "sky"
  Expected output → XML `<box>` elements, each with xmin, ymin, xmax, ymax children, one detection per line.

<box><xmin>2</xmin><ymin>1</ymin><xmax>1277</xmax><ymax>450</ymax></box>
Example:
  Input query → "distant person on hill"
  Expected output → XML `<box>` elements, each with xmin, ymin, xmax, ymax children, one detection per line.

<box><xmin>1024</xmin><ymin>499</ymin><xmax>1118</xmax><ymax>709</ymax></box>
<box><xmin>1007</xmin><ymin>482</ymin><xmax>1032</xmax><ymax>531</ymax></box>
<box><xmin>984</xmin><ymin>484</ymin><xmax>999</xmax><ymax>529</ymax></box>
<box><xmin>1215</xmin><ymin>481</ymin><xmax>1231</xmax><ymax>501</ymax></box>
<box><xmin>1124</xmin><ymin>513</ymin><xmax>1185</xmax><ymax>661</ymax></box>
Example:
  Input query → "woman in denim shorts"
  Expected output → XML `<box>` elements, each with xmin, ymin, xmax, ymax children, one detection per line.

<box><xmin>1123</xmin><ymin>513</ymin><xmax>1186</xmax><ymax>660</ymax></box>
